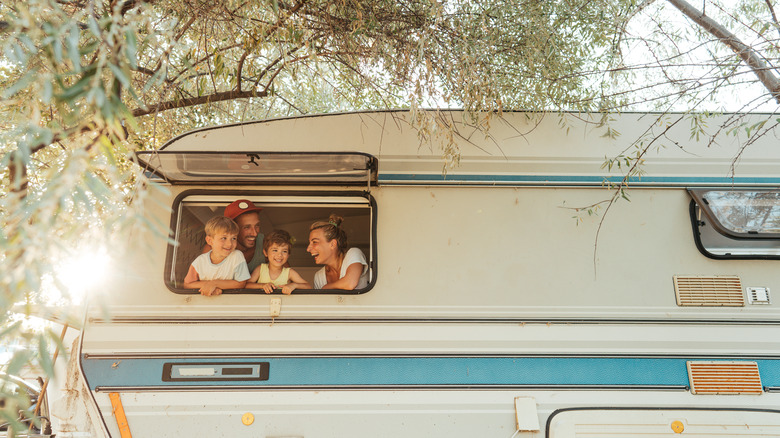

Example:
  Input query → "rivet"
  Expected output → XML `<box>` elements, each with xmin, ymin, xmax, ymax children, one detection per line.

<box><xmin>242</xmin><ymin>412</ymin><xmax>254</xmax><ymax>426</ymax></box>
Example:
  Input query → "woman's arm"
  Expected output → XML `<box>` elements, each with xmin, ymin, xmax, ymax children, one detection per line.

<box><xmin>321</xmin><ymin>263</ymin><xmax>364</xmax><ymax>290</ymax></box>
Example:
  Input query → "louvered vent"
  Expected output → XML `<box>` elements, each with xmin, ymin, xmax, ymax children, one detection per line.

<box><xmin>747</xmin><ymin>287</ymin><xmax>771</xmax><ymax>305</ymax></box>
<box><xmin>687</xmin><ymin>361</ymin><xmax>763</xmax><ymax>395</ymax></box>
<box><xmin>673</xmin><ymin>275</ymin><xmax>744</xmax><ymax>306</ymax></box>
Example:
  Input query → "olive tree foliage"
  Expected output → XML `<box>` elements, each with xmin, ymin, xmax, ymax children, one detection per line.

<box><xmin>0</xmin><ymin>0</ymin><xmax>631</xmax><ymax>430</ymax></box>
<box><xmin>559</xmin><ymin>0</ymin><xmax>780</xmax><ymax>232</ymax></box>
<box><xmin>0</xmin><ymin>0</ymin><xmax>777</xmax><ymax>430</ymax></box>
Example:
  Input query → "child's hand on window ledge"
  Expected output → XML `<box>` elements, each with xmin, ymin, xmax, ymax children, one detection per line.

<box><xmin>200</xmin><ymin>283</ymin><xmax>223</xmax><ymax>296</ymax></box>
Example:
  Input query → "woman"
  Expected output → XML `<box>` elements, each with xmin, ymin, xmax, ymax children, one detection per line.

<box><xmin>307</xmin><ymin>214</ymin><xmax>369</xmax><ymax>290</ymax></box>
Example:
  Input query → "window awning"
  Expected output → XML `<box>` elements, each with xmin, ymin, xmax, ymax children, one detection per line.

<box><xmin>135</xmin><ymin>151</ymin><xmax>378</xmax><ymax>185</ymax></box>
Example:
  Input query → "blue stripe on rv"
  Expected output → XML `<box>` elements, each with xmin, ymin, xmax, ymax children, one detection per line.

<box><xmin>81</xmin><ymin>356</ymin><xmax>780</xmax><ymax>390</ymax></box>
<box><xmin>377</xmin><ymin>174</ymin><xmax>780</xmax><ymax>185</ymax></box>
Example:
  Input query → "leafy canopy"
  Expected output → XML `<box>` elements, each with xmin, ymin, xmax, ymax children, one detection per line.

<box><xmin>1</xmin><ymin>0</ymin><xmax>780</xmax><ymax>431</ymax></box>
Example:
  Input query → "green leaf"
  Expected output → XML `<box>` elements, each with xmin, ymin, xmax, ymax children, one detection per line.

<box><xmin>0</xmin><ymin>321</ymin><xmax>23</xmax><ymax>340</ymax></box>
<box><xmin>3</xmin><ymin>71</ymin><xmax>36</xmax><ymax>98</ymax></box>
<box><xmin>108</xmin><ymin>62</ymin><xmax>131</xmax><ymax>89</ymax></box>
<box><xmin>37</xmin><ymin>334</ymin><xmax>55</xmax><ymax>378</ymax></box>
<box><xmin>87</xmin><ymin>15</ymin><xmax>101</xmax><ymax>38</ymax></box>
<box><xmin>66</xmin><ymin>25</ymin><xmax>82</xmax><ymax>69</ymax></box>
<box><xmin>99</xmin><ymin>137</ymin><xmax>118</xmax><ymax>167</ymax></box>
<box><xmin>52</xmin><ymin>37</ymin><xmax>64</xmax><ymax>64</ymax></box>
<box><xmin>91</xmin><ymin>86</ymin><xmax>106</xmax><ymax>108</ymax></box>
<box><xmin>4</xmin><ymin>349</ymin><xmax>32</xmax><ymax>376</ymax></box>
<box><xmin>29</xmin><ymin>126</ymin><xmax>54</xmax><ymax>147</ymax></box>
<box><xmin>125</xmin><ymin>29</ymin><xmax>138</xmax><ymax>69</ymax></box>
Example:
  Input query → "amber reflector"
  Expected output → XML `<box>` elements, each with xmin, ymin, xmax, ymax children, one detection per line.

<box><xmin>673</xmin><ymin>275</ymin><xmax>744</xmax><ymax>306</ymax></box>
<box><xmin>687</xmin><ymin>361</ymin><xmax>763</xmax><ymax>395</ymax></box>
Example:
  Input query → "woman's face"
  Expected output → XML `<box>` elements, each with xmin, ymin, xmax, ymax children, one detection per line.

<box><xmin>307</xmin><ymin>228</ymin><xmax>336</xmax><ymax>265</ymax></box>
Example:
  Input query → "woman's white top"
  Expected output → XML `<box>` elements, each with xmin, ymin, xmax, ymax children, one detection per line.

<box><xmin>313</xmin><ymin>247</ymin><xmax>369</xmax><ymax>289</ymax></box>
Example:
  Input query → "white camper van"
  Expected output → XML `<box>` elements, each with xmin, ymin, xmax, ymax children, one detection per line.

<box><xmin>68</xmin><ymin>110</ymin><xmax>780</xmax><ymax>437</ymax></box>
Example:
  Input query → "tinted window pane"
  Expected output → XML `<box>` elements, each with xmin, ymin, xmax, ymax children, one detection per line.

<box><xmin>704</xmin><ymin>191</ymin><xmax>780</xmax><ymax>234</ymax></box>
<box><xmin>168</xmin><ymin>194</ymin><xmax>373</xmax><ymax>293</ymax></box>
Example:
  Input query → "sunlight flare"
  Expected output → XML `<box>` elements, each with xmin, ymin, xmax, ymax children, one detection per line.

<box><xmin>54</xmin><ymin>247</ymin><xmax>110</xmax><ymax>305</ymax></box>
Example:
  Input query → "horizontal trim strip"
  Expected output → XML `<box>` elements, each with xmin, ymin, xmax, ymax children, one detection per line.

<box><xmin>81</xmin><ymin>356</ymin><xmax>780</xmax><ymax>391</ymax></box>
<box><xmin>82</xmin><ymin>353</ymin><xmax>780</xmax><ymax>360</ymax></box>
<box><xmin>378</xmin><ymin>174</ymin><xmax>780</xmax><ymax>186</ymax></box>
<box><xmin>93</xmin><ymin>384</ymin><xmax>690</xmax><ymax>393</ymax></box>
<box><xmin>86</xmin><ymin>317</ymin><xmax>780</xmax><ymax>325</ymax></box>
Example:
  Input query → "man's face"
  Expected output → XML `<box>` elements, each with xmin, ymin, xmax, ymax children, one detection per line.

<box><xmin>235</xmin><ymin>212</ymin><xmax>261</xmax><ymax>250</ymax></box>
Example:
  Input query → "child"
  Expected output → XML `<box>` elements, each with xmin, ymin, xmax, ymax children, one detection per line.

<box><xmin>183</xmin><ymin>216</ymin><xmax>250</xmax><ymax>296</ymax></box>
<box><xmin>247</xmin><ymin>230</ymin><xmax>312</xmax><ymax>294</ymax></box>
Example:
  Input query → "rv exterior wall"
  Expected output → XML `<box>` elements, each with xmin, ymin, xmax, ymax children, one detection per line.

<box><xmin>75</xmin><ymin>111</ymin><xmax>780</xmax><ymax>437</ymax></box>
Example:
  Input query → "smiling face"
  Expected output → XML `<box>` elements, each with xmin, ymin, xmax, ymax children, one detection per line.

<box><xmin>235</xmin><ymin>212</ymin><xmax>261</xmax><ymax>250</ymax></box>
<box><xmin>206</xmin><ymin>231</ymin><xmax>238</xmax><ymax>261</ymax></box>
<box><xmin>307</xmin><ymin>228</ymin><xmax>337</xmax><ymax>266</ymax></box>
<box><xmin>263</xmin><ymin>243</ymin><xmax>290</xmax><ymax>269</ymax></box>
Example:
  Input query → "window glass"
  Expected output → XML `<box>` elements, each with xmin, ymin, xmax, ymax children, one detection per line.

<box><xmin>137</xmin><ymin>151</ymin><xmax>377</xmax><ymax>185</ymax></box>
<box><xmin>702</xmin><ymin>191</ymin><xmax>780</xmax><ymax>234</ymax></box>
<box><xmin>167</xmin><ymin>193</ymin><xmax>374</xmax><ymax>293</ymax></box>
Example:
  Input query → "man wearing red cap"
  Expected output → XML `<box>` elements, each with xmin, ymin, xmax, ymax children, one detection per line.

<box><xmin>204</xmin><ymin>199</ymin><xmax>266</xmax><ymax>272</ymax></box>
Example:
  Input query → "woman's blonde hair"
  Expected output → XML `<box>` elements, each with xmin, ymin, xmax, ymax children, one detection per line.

<box><xmin>310</xmin><ymin>214</ymin><xmax>348</xmax><ymax>255</ymax></box>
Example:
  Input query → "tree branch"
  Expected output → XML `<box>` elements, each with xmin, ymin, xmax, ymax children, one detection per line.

<box><xmin>131</xmin><ymin>89</ymin><xmax>268</xmax><ymax>117</ymax></box>
<box><xmin>764</xmin><ymin>0</ymin><xmax>780</xmax><ymax>41</ymax></box>
<box><xmin>667</xmin><ymin>0</ymin><xmax>780</xmax><ymax>103</ymax></box>
<box><xmin>237</xmin><ymin>0</ymin><xmax>307</xmax><ymax>93</ymax></box>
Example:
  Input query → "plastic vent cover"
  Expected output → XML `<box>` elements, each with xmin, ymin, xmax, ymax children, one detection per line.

<box><xmin>687</xmin><ymin>361</ymin><xmax>763</xmax><ymax>395</ymax></box>
<box><xmin>747</xmin><ymin>287</ymin><xmax>771</xmax><ymax>305</ymax></box>
<box><xmin>673</xmin><ymin>275</ymin><xmax>745</xmax><ymax>307</ymax></box>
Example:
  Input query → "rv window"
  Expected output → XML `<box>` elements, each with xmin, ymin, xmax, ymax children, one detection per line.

<box><xmin>166</xmin><ymin>191</ymin><xmax>375</xmax><ymax>293</ymax></box>
<box><xmin>688</xmin><ymin>189</ymin><xmax>780</xmax><ymax>259</ymax></box>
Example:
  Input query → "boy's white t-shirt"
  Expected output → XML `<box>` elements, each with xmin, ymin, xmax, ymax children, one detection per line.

<box><xmin>191</xmin><ymin>250</ymin><xmax>250</xmax><ymax>281</ymax></box>
<box><xmin>313</xmin><ymin>247</ymin><xmax>369</xmax><ymax>289</ymax></box>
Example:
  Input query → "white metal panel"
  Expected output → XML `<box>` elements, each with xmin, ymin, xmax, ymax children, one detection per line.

<box><xmin>94</xmin><ymin>390</ymin><xmax>524</xmax><ymax>438</ymax></box>
<box><xmin>89</xmin><ymin>390</ymin><xmax>780</xmax><ymax>438</ymax></box>
<box><xmin>158</xmin><ymin>111</ymin><xmax>780</xmax><ymax>185</ymax></box>
<box><xmin>81</xmin><ymin>322</ymin><xmax>780</xmax><ymax>357</ymax></box>
<box><xmin>91</xmin><ymin>185</ymin><xmax>780</xmax><ymax>321</ymax></box>
<box><xmin>549</xmin><ymin>409</ymin><xmax>780</xmax><ymax>437</ymax></box>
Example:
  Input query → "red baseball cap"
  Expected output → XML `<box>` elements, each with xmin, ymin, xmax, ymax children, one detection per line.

<box><xmin>224</xmin><ymin>199</ymin><xmax>263</xmax><ymax>220</ymax></box>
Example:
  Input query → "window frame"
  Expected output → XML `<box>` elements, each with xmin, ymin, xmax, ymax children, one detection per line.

<box><xmin>688</xmin><ymin>188</ymin><xmax>780</xmax><ymax>260</ymax></box>
<box><xmin>165</xmin><ymin>188</ymin><xmax>378</xmax><ymax>294</ymax></box>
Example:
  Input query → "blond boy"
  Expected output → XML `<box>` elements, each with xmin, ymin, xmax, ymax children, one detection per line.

<box><xmin>184</xmin><ymin>216</ymin><xmax>250</xmax><ymax>296</ymax></box>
